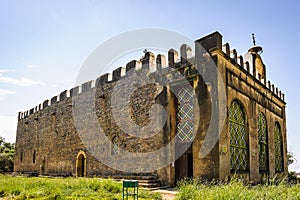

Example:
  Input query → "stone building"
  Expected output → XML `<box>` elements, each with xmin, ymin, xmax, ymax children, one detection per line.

<box><xmin>14</xmin><ymin>32</ymin><xmax>287</xmax><ymax>185</ymax></box>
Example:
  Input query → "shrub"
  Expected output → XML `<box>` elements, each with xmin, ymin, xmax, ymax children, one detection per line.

<box><xmin>288</xmin><ymin>171</ymin><xmax>297</xmax><ymax>184</ymax></box>
<box><xmin>0</xmin><ymin>189</ymin><xmax>4</xmax><ymax>197</ymax></box>
<box><xmin>176</xmin><ymin>177</ymin><xmax>300</xmax><ymax>200</ymax></box>
<box><xmin>0</xmin><ymin>137</ymin><xmax>15</xmax><ymax>172</ymax></box>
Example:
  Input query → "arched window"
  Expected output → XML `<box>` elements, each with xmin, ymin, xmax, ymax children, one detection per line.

<box><xmin>258</xmin><ymin>113</ymin><xmax>269</xmax><ymax>172</ymax></box>
<box><xmin>20</xmin><ymin>151</ymin><xmax>23</xmax><ymax>162</ymax></box>
<box><xmin>274</xmin><ymin>122</ymin><xmax>283</xmax><ymax>172</ymax></box>
<box><xmin>112</xmin><ymin>136</ymin><xmax>119</xmax><ymax>155</ymax></box>
<box><xmin>229</xmin><ymin>100</ymin><xmax>248</xmax><ymax>171</ymax></box>
<box><xmin>33</xmin><ymin>151</ymin><xmax>36</xmax><ymax>163</ymax></box>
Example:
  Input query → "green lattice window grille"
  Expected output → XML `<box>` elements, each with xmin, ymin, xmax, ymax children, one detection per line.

<box><xmin>112</xmin><ymin>136</ymin><xmax>119</xmax><ymax>155</ymax></box>
<box><xmin>229</xmin><ymin>100</ymin><xmax>249</xmax><ymax>171</ymax></box>
<box><xmin>274</xmin><ymin>123</ymin><xmax>283</xmax><ymax>172</ymax></box>
<box><xmin>258</xmin><ymin>113</ymin><xmax>269</xmax><ymax>173</ymax></box>
<box><xmin>177</xmin><ymin>86</ymin><xmax>194</xmax><ymax>142</ymax></box>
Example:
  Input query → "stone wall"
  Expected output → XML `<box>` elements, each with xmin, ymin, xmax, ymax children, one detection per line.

<box><xmin>14</xmin><ymin>31</ymin><xmax>287</xmax><ymax>185</ymax></box>
<box><xmin>214</xmin><ymin>41</ymin><xmax>287</xmax><ymax>183</ymax></box>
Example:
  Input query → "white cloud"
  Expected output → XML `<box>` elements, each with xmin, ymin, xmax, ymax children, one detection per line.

<box><xmin>0</xmin><ymin>115</ymin><xmax>17</xmax><ymax>143</ymax></box>
<box><xmin>26</xmin><ymin>64</ymin><xmax>39</xmax><ymax>69</ymax></box>
<box><xmin>0</xmin><ymin>89</ymin><xmax>15</xmax><ymax>101</ymax></box>
<box><xmin>0</xmin><ymin>88</ymin><xmax>16</xmax><ymax>96</ymax></box>
<box><xmin>0</xmin><ymin>76</ymin><xmax>45</xmax><ymax>86</ymax></box>
<box><xmin>0</xmin><ymin>70</ymin><xmax>15</xmax><ymax>73</ymax></box>
<box><xmin>0</xmin><ymin>69</ymin><xmax>15</xmax><ymax>76</ymax></box>
<box><xmin>0</xmin><ymin>68</ymin><xmax>45</xmax><ymax>86</ymax></box>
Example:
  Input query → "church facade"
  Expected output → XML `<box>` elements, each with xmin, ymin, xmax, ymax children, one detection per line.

<box><xmin>14</xmin><ymin>32</ymin><xmax>287</xmax><ymax>185</ymax></box>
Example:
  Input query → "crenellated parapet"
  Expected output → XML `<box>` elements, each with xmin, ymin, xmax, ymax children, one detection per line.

<box><xmin>17</xmin><ymin>44</ymin><xmax>190</xmax><ymax>120</ymax></box>
<box><xmin>220</xmin><ymin>40</ymin><xmax>285</xmax><ymax>102</ymax></box>
<box><xmin>18</xmin><ymin>32</ymin><xmax>285</xmax><ymax>120</ymax></box>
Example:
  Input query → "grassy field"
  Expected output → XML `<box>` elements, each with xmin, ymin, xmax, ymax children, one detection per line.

<box><xmin>175</xmin><ymin>178</ymin><xmax>300</xmax><ymax>200</ymax></box>
<box><xmin>0</xmin><ymin>175</ymin><xmax>162</xmax><ymax>200</ymax></box>
<box><xmin>1</xmin><ymin>175</ymin><xmax>300</xmax><ymax>200</ymax></box>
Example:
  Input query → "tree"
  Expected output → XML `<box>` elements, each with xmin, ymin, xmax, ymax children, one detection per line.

<box><xmin>287</xmin><ymin>149</ymin><xmax>296</xmax><ymax>166</ymax></box>
<box><xmin>0</xmin><ymin>136</ymin><xmax>15</xmax><ymax>172</ymax></box>
<box><xmin>287</xmin><ymin>149</ymin><xmax>297</xmax><ymax>184</ymax></box>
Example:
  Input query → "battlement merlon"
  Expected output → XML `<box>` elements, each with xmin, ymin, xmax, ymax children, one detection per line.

<box><xmin>195</xmin><ymin>31</ymin><xmax>223</xmax><ymax>53</ymax></box>
<box><xmin>17</xmin><ymin>31</ymin><xmax>286</xmax><ymax>120</ymax></box>
<box><xmin>60</xmin><ymin>90</ymin><xmax>70</xmax><ymax>101</ymax></box>
<box><xmin>200</xmin><ymin>31</ymin><xmax>286</xmax><ymax>103</ymax></box>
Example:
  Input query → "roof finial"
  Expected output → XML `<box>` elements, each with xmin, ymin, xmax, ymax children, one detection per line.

<box><xmin>252</xmin><ymin>33</ymin><xmax>256</xmax><ymax>46</ymax></box>
<box><xmin>248</xmin><ymin>33</ymin><xmax>263</xmax><ymax>54</ymax></box>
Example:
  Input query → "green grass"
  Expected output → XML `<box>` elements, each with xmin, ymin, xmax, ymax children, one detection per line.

<box><xmin>2</xmin><ymin>175</ymin><xmax>299</xmax><ymax>200</ymax></box>
<box><xmin>175</xmin><ymin>177</ymin><xmax>300</xmax><ymax>200</ymax></box>
<box><xmin>0</xmin><ymin>175</ymin><xmax>162</xmax><ymax>200</ymax></box>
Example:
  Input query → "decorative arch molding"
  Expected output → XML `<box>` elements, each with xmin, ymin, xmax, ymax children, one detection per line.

<box><xmin>76</xmin><ymin>150</ymin><xmax>87</xmax><ymax>177</ymax></box>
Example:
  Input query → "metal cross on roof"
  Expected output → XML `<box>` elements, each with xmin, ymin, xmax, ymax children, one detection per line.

<box><xmin>252</xmin><ymin>33</ymin><xmax>256</xmax><ymax>46</ymax></box>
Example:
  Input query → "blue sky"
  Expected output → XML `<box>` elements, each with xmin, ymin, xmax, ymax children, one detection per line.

<box><xmin>0</xmin><ymin>1</ymin><xmax>300</xmax><ymax>172</ymax></box>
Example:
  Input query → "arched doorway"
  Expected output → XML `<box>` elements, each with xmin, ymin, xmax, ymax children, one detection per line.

<box><xmin>76</xmin><ymin>151</ymin><xmax>86</xmax><ymax>177</ymax></box>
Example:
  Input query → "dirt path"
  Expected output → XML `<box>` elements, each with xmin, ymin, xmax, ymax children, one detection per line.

<box><xmin>153</xmin><ymin>188</ymin><xmax>177</xmax><ymax>200</ymax></box>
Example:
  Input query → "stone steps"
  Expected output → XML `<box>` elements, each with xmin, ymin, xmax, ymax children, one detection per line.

<box><xmin>138</xmin><ymin>181</ymin><xmax>162</xmax><ymax>188</ymax></box>
<box><xmin>102</xmin><ymin>173</ymin><xmax>162</xmax><ymax>188</ymax></box>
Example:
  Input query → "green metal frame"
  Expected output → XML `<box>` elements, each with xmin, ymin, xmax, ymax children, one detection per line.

<box><xmin>258</xmin><ymin>113</ymin><xmax>269</xmax><ymax>173</ymax></box>
<box><xmin>274</xmin><ymin>123</ymin><xmax>283</xmax><ymax>172</ymax></box>
<box><xmin>123</xmin><ymin>180</ymin><xmax>138</xmax><ymax>200</ymax></box>
<box><xmin>229</xmin><ymin>100</ymin><xmax>249</xmax><ymax>171</ymax></box>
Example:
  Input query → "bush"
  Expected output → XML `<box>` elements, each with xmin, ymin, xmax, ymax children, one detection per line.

<box><xmin>0</xmin><ymin>189</ymin><xmax>5</xmax><ymax>197</ymax></box>
<box><xmin>288</xmin><ymin>171</ymin><xmax>297</xmax><ymax>184</ymax></box>
<box><xmin>176</xmin><ymin>177</ymin><xmax>300</xmax><ymax>200</ymax></box>
<box><xmin>102</xmin><ymin>179</ymin><xmax>122</xmax><ymax>193</ymax></box>
<box><xmin>0</xmin><ymin>136</ymin><xmax>15</xmax><ymax>172</ymax></box>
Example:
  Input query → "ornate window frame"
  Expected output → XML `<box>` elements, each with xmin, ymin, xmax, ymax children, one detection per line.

<box><xmin>176</xmin><ymin>85</ymin><xmax>195</xmax><ymax>142</ymax></box>
<box><xmin>258</xmin><ymin>113</ymin><xmax>269</xmax><ymax>173</ymax></box>
<box><xmin>229</xmin><ymin>100</ymin><xmax>249</xmax><ymax>172</ymax></box>
<box><xmin>274</xmin><ymin>122</ymin><xmax>283</xmax><ymax>172</ymax></box>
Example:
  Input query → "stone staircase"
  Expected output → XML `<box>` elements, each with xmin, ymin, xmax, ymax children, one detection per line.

<box><xmin>103</xmin><ymin>173</ymin><xmax>162</xmax><ymax>188</ymax></box>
